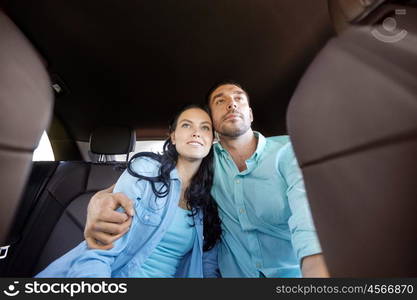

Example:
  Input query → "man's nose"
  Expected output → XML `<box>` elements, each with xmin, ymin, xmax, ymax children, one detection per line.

<box><xmin>227</xmin><ymin>99</ymin><xmax>237</xmax><ymax>110</ymax></box>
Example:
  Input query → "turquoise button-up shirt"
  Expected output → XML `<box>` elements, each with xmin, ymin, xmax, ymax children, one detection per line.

<box><xmin>212</xmin><ymin>132</ymin><xmax>321</xmax><ymax>278</ymax></box>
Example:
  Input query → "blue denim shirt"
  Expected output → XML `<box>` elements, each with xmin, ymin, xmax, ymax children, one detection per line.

<box><xmin>212</xmin><ymin>133</ymin><xmax>321</xmax><ymax>277</ymax></box>
<box><xmin>36</xmin><ymin>156</ymin><xmax>219</xmax><ymax>278</ymax></box>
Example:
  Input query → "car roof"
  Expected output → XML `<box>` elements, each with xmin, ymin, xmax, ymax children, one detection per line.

<box><xmin>4</xmin><ymin>0</ymin><xmax>334</xmax><ymax>141</ymax></box>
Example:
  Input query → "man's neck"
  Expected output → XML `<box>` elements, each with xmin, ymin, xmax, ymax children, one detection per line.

<box><xmin>218</xmin><ymin>129</ymin><xmax>258</xmax><ymax>171</ymax></box>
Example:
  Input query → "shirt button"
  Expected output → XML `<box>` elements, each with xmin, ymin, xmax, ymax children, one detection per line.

<box><xmin>144</xmin><ymin>215</ymin><xmax>150</xmax><ymax>220</ymax></box>
<box><xmin>235</xmin><ymin>179</ymin><xmax>240</xmax><ymax>184</ymax></box>
<box><xmin>239</xmin><ymin>208</ymin><xmax>245</xmax><ymax>214</ymax></box>
<box><xmin>256</xmin><ymin>263</ymin><xmax>262</xmax><ymax>268</ymax></box>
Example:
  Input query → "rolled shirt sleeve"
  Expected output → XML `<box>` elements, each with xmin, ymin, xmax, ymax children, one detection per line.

<box><xmin>276</xmin><ymin>143</ymin><xmax>322</xmax><ymax>263</ymax></box>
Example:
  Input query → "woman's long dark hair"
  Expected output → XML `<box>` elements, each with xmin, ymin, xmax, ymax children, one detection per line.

<box><xmin>127</xmin><ymin>104</ymin><xmax>221</xmax><ymax>251</ymax></box>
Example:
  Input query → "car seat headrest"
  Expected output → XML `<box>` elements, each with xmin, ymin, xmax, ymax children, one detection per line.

<box><xmin>89</xmin><ymin>126</ymin><xmax>136</xmax><ymax>155</ymax></box>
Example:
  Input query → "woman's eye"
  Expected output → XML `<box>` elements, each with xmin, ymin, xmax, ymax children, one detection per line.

<box><xmin>181</xmin><ymin>123</ymin><xmax>190</xmax><ymax>128</ymax></box>
<box><xmin>202</xmin><ymin>126</ymin><xmax>211</xmax><ymax>131</ymax></box>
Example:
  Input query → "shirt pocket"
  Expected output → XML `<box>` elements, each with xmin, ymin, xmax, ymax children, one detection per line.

<box><xmin>135</xmin><ymin>200</ymin><xmax>162</xmax><ymax>227</ymax></box>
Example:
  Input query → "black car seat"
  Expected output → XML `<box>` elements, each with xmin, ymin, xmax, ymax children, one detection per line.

<box><xmin>0</xmin><ymin>10</ymin><xmax>53</xmax><ymax>255</ymax></box>
<box><xmin>287</xmin><ymin>2</ymin><xmax>417</xmax><ymax>276</ymax></box>
<box><xmin>0</xmin><ymin>127</ymin><xmax>135</xmax><ymax>277</ymax></box>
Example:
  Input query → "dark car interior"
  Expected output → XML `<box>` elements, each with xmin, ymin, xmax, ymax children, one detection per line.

<box><xmin>0</xmin><ymin>0</ymin><xmax>416</xmax><ymax>277</ymax></box>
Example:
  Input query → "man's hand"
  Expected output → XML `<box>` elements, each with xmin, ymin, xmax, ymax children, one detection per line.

<box><xmin>84</xmin><ymin>185</ymin><xmax>135</xmax><ymax>250</ymax></box>
<box><xmin>301</xmin><ymin>254</ymin><xmax>330</xmax><ymax>277</ymax></box>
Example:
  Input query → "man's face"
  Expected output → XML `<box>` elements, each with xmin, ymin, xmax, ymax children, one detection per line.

<box><xmin>208</xmin><ymin>84</ymin><xmax>253</xmax><ymax>138</ymax></box>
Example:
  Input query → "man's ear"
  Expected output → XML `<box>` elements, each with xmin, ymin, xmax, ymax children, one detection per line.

<box><xmin>249</xmin><ymin>108</ymin><xmax>254</xmax><ymax>123</ymax></box>
<box><xmin>213</xmin><ymin>131</ymin><xmax>219</xmax><ymax>143</ymax></box>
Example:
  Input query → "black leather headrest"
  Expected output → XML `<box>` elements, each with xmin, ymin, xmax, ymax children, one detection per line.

<box><xmin>89</xmin><ymin>127</ymin><xmax>136</xmax><ymax>155</ymax></box>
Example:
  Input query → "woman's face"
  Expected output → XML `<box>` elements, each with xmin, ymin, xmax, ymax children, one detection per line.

<box><xmin>171</xmin><ymin>108</ymin><xmax>213</xmax><ymax>162</ymax></box>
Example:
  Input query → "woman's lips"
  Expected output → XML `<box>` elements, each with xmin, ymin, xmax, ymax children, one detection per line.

<box><xmin>187</xmin><ymin>141</ymin><xmax>203</xmax><ymax>146</ymax></box>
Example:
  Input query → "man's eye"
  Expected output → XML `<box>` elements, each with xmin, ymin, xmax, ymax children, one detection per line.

<box><xmin>235</xmin><ymin>97</ymin><xmax>242</xmax><ymax>101</ymax></box>
<box><xmin>216</xmin><ymin>99</ymin><xmax>224</xmax><ymax>104</ymax></box>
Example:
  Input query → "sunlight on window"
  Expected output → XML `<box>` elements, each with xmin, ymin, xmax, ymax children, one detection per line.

<box><xmin>115</xmin><ymin>140</ymin><xmax>165</xmax><ymax>161</ymax></box>
<box><xmin>33</xmin><ymin>131</ymin><xmax>55</xmax><ymax>161</ymax></box>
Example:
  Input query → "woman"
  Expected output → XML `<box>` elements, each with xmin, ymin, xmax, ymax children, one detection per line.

<box><xmin>36</xmin><ymin>104</ymin><xmax>222</xmax><ymax>277</ymax></box>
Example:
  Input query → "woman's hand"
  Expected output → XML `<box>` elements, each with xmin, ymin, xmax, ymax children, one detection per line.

<box><xmin>84</xmin><ymin>184</ymin><xmax>135</xmax><ymax>250</ymax></box>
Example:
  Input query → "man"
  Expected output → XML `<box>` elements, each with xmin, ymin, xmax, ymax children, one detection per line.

<box><xmin>84</xmin><ymin>82</ymin><xmax>328</xmax><ymax>277</ymax></box>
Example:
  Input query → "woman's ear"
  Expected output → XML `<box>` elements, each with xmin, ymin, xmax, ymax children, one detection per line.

<box><xmin>171</xmin><ymin>132</ymin><xmax>176</xmax><ymax>145</ymax></box>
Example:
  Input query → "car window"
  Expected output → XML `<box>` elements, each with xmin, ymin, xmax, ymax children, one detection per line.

<box><xmin>115</xmin><ymin>140</ymin><xmax>165</xmax><ymax>161</ymax></box>
<box><xmin>32</xmin><ymin>131</ymin><xmax>55</xmax><ymax>161</ymax></box>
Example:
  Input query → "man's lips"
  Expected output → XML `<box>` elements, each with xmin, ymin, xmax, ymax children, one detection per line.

<box><xmin>224</xmin><ymin>113</ymin><xmax>241</xmax><ymax>120</ymax></box>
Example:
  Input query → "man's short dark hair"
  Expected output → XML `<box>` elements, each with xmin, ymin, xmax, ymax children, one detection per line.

<box><xmin>205</xmin><ymin>80</ymin><xmax>250</xmax><ymax>110</ymax></box>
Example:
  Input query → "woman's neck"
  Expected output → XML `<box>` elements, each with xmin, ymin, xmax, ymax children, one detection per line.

<box><xmin>175</xmin><ymin>156</ymin><xmax>202</xmax><ymax>186</ymax></box>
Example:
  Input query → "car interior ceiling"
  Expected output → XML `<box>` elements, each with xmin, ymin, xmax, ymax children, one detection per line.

<box><xmin>0</xmin><ymin>0</ymin><xmax>416</xmax><ymax>277</ymax></box>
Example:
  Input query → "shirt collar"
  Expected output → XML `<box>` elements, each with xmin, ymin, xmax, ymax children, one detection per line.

<box><xmin>214</xmin><ymin>140</ymin><xmax>226</xmax><ymax>154</ymax></box>
<box><xmin>170</xmin><ymin>167</ymin><xmax>180</xmax><ymax>180</ymax></box>
<box><xmin>251</xmin><ymin>131</ymin><xmax>266</xmax><ymax>161</ymax></box>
